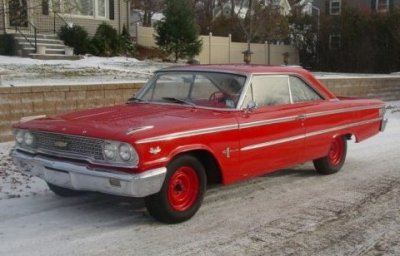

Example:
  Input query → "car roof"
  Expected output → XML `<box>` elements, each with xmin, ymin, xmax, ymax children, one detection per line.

<box><xmin>158</xmin><ymin>64</ymin><xmax>308</xmax><ymax>75</ymax></box>
<box><xmin>157</xmin><ymin>64</ymin><xmax>337</xmax><ymax>100</ymax></box>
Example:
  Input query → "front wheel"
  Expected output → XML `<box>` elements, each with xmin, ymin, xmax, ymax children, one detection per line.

<box><xmin>144</xmin><ymin>155</ymin><xmax>206</xmax><ymax>224</ymax></box>
<box><xmin>313</xmin><ymin>136</ymin><xmax>347</xmax><ymax>175</ymax></box>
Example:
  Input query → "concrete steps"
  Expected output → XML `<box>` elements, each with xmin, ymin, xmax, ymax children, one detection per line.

<box><xmin>29</xmin><ymin>54</ymin><xmax>79</xmax><ymax>60</ymax></box>
<box><xmin>12</xmin><ymin>33</ymin><xmax>79</xmax><ymax>60</ymax></box>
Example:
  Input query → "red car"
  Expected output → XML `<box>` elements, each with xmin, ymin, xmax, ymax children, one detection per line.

<box><xmin>12</xmin><ymin>65</ymin><xmax>387</xmax><ymax>223</ymax></box>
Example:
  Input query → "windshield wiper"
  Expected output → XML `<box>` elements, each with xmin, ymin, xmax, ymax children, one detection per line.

<box><xmin>127</xmin><ymin>96</ymin><xmax>145</xmax><ymax>103</ymax></box>
<box><xmin>162</xmin><ymin>97</ymin><xmax>196</xmax><ymax>107</ymax></box>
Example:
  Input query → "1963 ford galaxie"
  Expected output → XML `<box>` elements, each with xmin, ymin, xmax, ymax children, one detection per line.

<box><xmin>11</xmin><ymin>65</ymin><xmax>387</xmax><ymax>223</ymax></box>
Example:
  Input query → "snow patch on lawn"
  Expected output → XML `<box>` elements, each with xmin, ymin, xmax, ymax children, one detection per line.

<box><xmin>0</xmin><ymin>55</ymin><xmax>175</xmax><ymax>86</ymax></box>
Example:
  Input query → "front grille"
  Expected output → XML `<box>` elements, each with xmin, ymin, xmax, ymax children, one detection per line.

<box><xmin>32</xmin><ymin>131</ymin><xmax>104</xmax><ymax>160</ymax></box>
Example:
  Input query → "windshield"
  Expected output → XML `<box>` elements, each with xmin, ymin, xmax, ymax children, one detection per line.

<box><xmin>136</xmin><ymin>71</ymin><xmax>247</xmax><ymax>109</ymax></box>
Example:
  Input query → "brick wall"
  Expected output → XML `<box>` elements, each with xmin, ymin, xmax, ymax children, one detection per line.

<box><xmin>320</xmin><ymin>76</ymin><xmax>400</xmax><ymax>101</ymax></box>
<box><xmin>1</xmin><ymin>77</ymin><xmax>400</xmax><ymax>142</ymax></box>
<box><xmin>0</xmin><ymin>82</ymin><xmax>142</xmax><ymax>142</ymax></box>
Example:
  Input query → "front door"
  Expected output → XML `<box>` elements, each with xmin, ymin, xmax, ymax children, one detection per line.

<box><xmin>7</xmin><ymin>0</ymin><xmax>28</xmax><ymax>28</ymax></box>
<box><xmin>237</xmin><ymin>75</ymin><xmax>305</xmax><ymax>180</ymax></box>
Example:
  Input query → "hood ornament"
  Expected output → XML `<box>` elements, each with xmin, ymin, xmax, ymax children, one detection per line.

<box><xmin>126</xmin><ymin>126</ymin><xmax>154</xmax><ymax>135</ymax></box>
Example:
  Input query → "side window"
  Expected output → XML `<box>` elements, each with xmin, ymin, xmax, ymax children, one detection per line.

<box><xmin>191</xmin><ymin>75</ymin><xmax>218</xmax><ymax>99</ymax></box>
<box><xmin>251</xmin><ymin>75</ymin><xmax>290</xmax><ymax>107</ymax></box>
<box><xmin>289</xmin><ymin>76</ymin><xmax>323</xmax><ymax>103</ymax></box>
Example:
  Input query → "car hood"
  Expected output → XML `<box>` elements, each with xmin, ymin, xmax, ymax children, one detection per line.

<box><xmin>16</xmin><ymin>103</ymin><xmax>238</xmax><ymax>143</ymax></box>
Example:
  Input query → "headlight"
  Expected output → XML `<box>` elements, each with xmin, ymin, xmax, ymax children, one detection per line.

<box><xmin>119</xmin><ymin>143</ymin><xmax>132</xmax><ymax>161</ymax></box>
<box><xmin>104</xmin><ymin>142</ymin><xmax>117</xmax><ymax>160</ymax></box>
<box><xmin>24</xmin><ymin>131</ymin><xmax>35</xmax><ymax>146</ymax></box>
<box><xmin>103</xmin><ymin>141</ymin><xmax>138</xmax><ymax>165</ymax></box>
<box><xmin>15</xmin><ymin>130</ymin><xmax>24</xmax><ymax>144</ymax></box>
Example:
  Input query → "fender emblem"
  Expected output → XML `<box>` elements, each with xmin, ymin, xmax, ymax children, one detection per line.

<box><xmin>223</xmin><ymin>147</ymin><xmax>238</xmax><ymax>158</ymax></box>
<box><xmin>149</xmin><ymin>146</ymin><xmax>161</xmax><ymax>155</ymax></box>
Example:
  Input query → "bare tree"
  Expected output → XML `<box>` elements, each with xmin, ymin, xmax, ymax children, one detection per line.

<box><xmin>236</xmin><ymin>0</ymin><xmax>289</xmax><ymax>44</ymax></box>
<box><xmin>131</xmin><ymin>0</ymin><xmax>164</xmax><ymax>26</ymax></box>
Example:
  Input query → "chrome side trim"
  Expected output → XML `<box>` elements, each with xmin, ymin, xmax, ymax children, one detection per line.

<box><xmin>136</xmin><ymin>124</ymin><xmax>238</xmax><ymax>144</ymax></box>
<box><xmin>11</xmin><ymin>149</ymin><xmax>166</xmax><ymax>197</ymax></box>
<box><xmin>240</xmin><ymin>115</ymin><xmax>298</xmax><ymax>129</ymax></box>
<box><xmin>241</xmin><ymin>134</ymin><xmax>306</xmax><ymax>151</ymax></box>
<box><xmin>305</xmin><ymin>105</ymin><xmax>382</xmax><ymax>118</ymax></box>
<box><xmin>241</xmin><ymin>118</ymin><xmax>382</xmax><ymax>152</ymax></box>
<box><xmin>136</xmin><ymin>106</ymin><xmax>381</xmax><ymax>144</ymax></box>
<box><xmin>239</xmin><ymin>106</ymin><xmax>382</xmax><ymax>130</ymax></box>
<box><xmin>305</xmin><ymin>118</ymin><xmax>381</xmax><ymax>137</ymax></box>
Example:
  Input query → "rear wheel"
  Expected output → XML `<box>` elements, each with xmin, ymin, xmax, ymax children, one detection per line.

<box><xmin>47</xmin><ymin>183</ymin><xmax>85</xmax><ymax>197</ymax></box>
<box><xmin>144</xmin><ymin>155</ymin><xmax>206</xmax><ymax>224</ymax></box>
<box><xmin>313</xmin><ymin>136</ymin><xmax>347</xmax><ymax>175</ymax></box>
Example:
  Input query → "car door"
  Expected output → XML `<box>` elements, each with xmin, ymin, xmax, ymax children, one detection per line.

<box><xmin>237</xmin><ymin>75</ymin><xmax>306</xmax><ymax>179</ymax></box>
<box><xmin>287</xmin><ymin>75</ymin><xmax>336</xmax><ymax>162</ymax></box>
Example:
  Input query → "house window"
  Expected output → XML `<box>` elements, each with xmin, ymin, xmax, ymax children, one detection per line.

<box><xmin>97</xmin><ymin>0</ymin><xmax>107</xmax><ymax>17</ymax></box>
<box><xmin>64</xmin><ymin>0</ymin><xmax>94</xmax><ymax>16</ymax></box>
<box><xmin>329</xmin><ymin>0</ymin><xmax>341</xmax><ymax>15</ymax></box>
<box><xmin>52</xmin><ymin>0</ymin><xmax>109</xmax><ymax>18</ymax></box>
<box><xmin>329</xmin><ymin>35</ymin><xmax>341</xmax><ymax>50</ymax></box>
<box><xmin>376</xmin><ymin>0</ymin><xmax>389</xmax><ymax>12</ymax></box>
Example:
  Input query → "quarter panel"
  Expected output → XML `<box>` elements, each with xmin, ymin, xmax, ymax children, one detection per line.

<box><xmin>301</xmin><ymin>100</ymin><xmax>383</xmax><ymax>161</ymax></box>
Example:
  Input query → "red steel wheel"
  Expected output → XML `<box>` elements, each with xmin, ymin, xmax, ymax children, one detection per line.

<box><xmin>327</xmin><ymin>136</ymin><xmax>345</xmax><ymax>166</ymax></box>
<box><xmin>167</xmin><ymin>166</ymin><xmax>199</xmax><ymax>211</ymax></box>
<box><xmin>313</xmin><ymin>136</ymin><xmax>347</xmax><ymax>175</ymax></box>
<box><xmin>144</xmin><ymin>155</ymin><xmax>206</xmax><ymax>223</ymax></box>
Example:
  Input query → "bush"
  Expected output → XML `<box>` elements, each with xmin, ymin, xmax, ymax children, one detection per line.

<box><xmin>155</xmin><ymin>0</ymin><xmax>202</xmax><ymax>62</ymax></box>
<box><xmin>57</xmin><ymin>24</ymin><xmax>90</xmax><ymax>54</ymax></box>
<box><xmin>0</xmin><ymin>34</ymin><xmax>16</xmax><ymax>55</ymax></box>
<box><xmin>120</xmin><ymin>25</ymin><xmax>135</xmax><ymax>56</ymax></box>
<box><xmin>90</xmin><ymin>22</ymin><xmax>120</xmax><ymax>56</ymax></box>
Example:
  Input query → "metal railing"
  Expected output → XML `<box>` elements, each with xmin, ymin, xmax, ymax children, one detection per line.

<box><xmin>15</xmin><ymin>20</ymin><xmax>37</xmax><ymax>52</ymax></box>
<box><xmin>53</xmin><ymin>11</ymin><xmax>69</xmax><ymax>34</ymax></box>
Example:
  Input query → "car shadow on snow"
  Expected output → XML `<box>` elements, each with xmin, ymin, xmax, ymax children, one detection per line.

<box><xmin>42</xmin><ymin>192</ymin><xmax>156</xmax><ymax>226</ymax></box>
<box><xmin>31</xmin><ymin>167</ymin><xmax>318</xmax><ymax>226</ymax></box>
<box><xmin>265</xmin><ymin>167</ymin><xmax>317</xmax><ymax>178</ymax></box>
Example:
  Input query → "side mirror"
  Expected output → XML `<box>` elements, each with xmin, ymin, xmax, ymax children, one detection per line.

<box><xmin>245</xmin><ymin>101</ymin><xmax>257</xmax><ymax>112</ymax></box>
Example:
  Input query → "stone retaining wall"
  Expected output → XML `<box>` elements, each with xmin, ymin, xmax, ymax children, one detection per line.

<box><xmin>1</xmin><ymin>77</ymin><xmax>400</xmax><ymax>142</ymax></box>
<box><xmin>0</xmin><ymin>83</ymin><xmax>142</xmax><ymax>142</ymax></box>
<box><xmin>320</xmin><ymin>76</ymin><xmax>400</xmax><ymax>101</ymax></box>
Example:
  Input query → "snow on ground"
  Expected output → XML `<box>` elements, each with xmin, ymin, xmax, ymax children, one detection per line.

<box><xmin>0</xmin><ymin>142</ymin><xmax>48</xmax><ymax>200</ymax></box>
<box><xmin>0</xmin><ymin>55</ymin><xmax>174</xmax><ymax>86</ymax></box>
<box><xmin>1</xmin><ymin>55</ymin><xmax>400</xmax><ymax>87</ymax></box>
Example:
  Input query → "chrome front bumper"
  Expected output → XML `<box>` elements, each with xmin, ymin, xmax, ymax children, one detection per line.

<box><xmin>11</xmin><ymin>149</ymin><xmax>167</xmax><ymax>197</ymax></box>
<box><xmin>380</xmin><ymin>118</ymin><xmax>388</xmax><ymax>132</ymax></box>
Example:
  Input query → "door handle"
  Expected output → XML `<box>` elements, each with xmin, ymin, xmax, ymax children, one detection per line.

<box><xmin>297</xmin><ymin>114</ymin><xmax>306</xmax><ymax>121</ymax></box>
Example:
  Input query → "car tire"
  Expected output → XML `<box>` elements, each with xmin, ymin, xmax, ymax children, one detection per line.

<box><xmin>144</xmin><ymin>155</ymin><xmax>207</xmax><ymax>224</ymax></box>
<box><xmin>47</xmin><ymin>182</ymin><xmax>85</xmax><ymax>197</ymax></box>
<box><xmin>313</xmin><ymin>136</ymin><xmax>347</xmax><ymax>175</ymax></box>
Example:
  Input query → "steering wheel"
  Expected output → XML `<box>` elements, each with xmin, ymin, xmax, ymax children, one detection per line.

<box><xmin>209</xmin><ymin>91</ymin><xmax>225</xmax><ymax>102</ymax></box>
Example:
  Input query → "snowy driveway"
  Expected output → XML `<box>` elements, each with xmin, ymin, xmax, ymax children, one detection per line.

<box><xmin>0</xmin><ymin>103</ymin><xmax>399</xmax><ymax>256</ymax></box>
